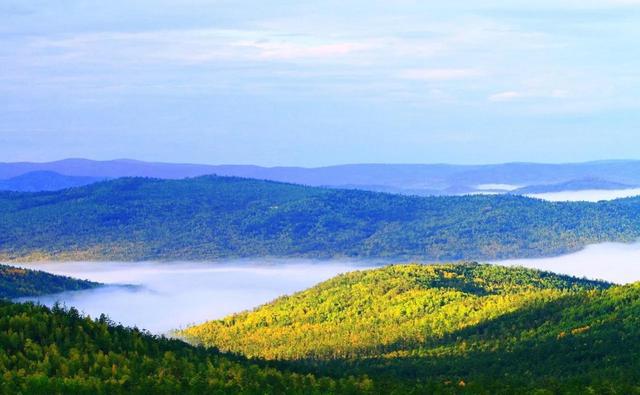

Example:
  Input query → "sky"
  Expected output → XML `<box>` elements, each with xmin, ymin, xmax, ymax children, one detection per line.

<box><xmin>2</xmin><ymin>0</ymin><xmax>640</xmax><ymax>166</ymax></box>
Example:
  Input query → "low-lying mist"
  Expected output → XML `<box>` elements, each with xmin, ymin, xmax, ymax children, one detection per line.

<box><xmin>12</xmin><ymin>260</ymin><xmax>377</xmax><ymax>334</ymax></box>
<box><xmin>526</xmin><ymin>188</ymin><xmax>640</xmax><ymax>202</ymax></box>
<box><xmin>11</xmin><ymin>242</ymin><xmax>640</xmax><ymax>334</ymax></box>
<box><xmin>495</xmin><ymin>242</ymin><xmax>640</xmax><ymax>284</ymax></box>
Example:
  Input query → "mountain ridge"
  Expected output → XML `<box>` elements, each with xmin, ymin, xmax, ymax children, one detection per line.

<box><xmin>4</xmin><ymin>158</ymin><xmax>640</xmax><ymax>195</ymax></box>
<box><xmin>0</xmin><ymin>171</ymin><xmax>107</xmax><ymax>192</ymax></box>
<box><xmin>1</xmin><ymin>175</ymin><xmax>640</xmax><ymax>261</ymax></box>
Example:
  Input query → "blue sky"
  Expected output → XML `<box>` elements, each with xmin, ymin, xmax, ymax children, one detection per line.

<box><xmin>2</xmin><ymin>0</ymin><xmax>640</xmax><ymax>166</ymax></box>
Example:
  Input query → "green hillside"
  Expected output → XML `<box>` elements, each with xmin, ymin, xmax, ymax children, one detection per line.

<box><xmin>0</xmin><ymin>300</ymin><xmax>375</xmax><ymax>394</ymax></box>
<box><xmin>0</xmin><ymin>264</ymin><xmax>100</xmax><ymax>299</ymax></box>
<box><xmin>179</xmin><ymin>263</ymin><xmax>610</xmax><ymax>359</ymax></box>
<box><xmin>181</xmin><ymin>264</ymin><xmax>640</xmax><ymax>393</ymax></box>
<box><xmin>1</xmin><ymin>176</ymin><xmax>640</xmax><ymax>261</ymax></box>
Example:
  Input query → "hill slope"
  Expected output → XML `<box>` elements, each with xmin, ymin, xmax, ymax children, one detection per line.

<box><xmin>0</xmin><ymin>263</ymin><xmax>100</xmax><ymax>299</ymax></box>
<box><xmin>1</xmin><ymin>176</ymin><xmax>640</xmax><ymax>261</ymax></box>
<box><xmin>181</xmin><ymin>264</ymin><xmax>640</xmax><ymax>393</ymax></box>
<box><xmin>180</xmin><ymin>263</ymin><xmax>610</xmax><ymax>360</ymax></box>
<box><xmin>0</xmin><ymin>300</ymin><xmax>374</xmax><ymax>394</ymax></box>
<box><xmin>0</xmin><ymin>171</ymin><xmax>106</xmax><ymax>192</ymax></box>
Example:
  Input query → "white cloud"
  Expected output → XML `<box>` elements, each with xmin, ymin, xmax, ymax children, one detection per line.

<box><xmin>488</xmin><ymin>89</ymin><xmax>572</xmax><ymax>103</ymax></box>
<box><xmin>550</xmin><ymin>89</ymin><xmax>570</xmax><ymax>98</ymax></box>
<box><xmin>398</xmin><ymin>68</ymin><xmax>483</xmax><ymax>81</ymax></box>
<box><xmin>495</xmin><ymin>242</ymin><xmax>640</xmax><ymax>284</ymax></box>
<box><xmin>488</xmin><ymin>91</ymin><xmax>523</xmax><ymax>102</ymax></box>
<box><xmin>232</xmin><ymin>40</ymin><xmax>369</xmax><ymax>60</ymax></box>
<box><xmin>27</xmin><ymin>29</ymin><xmax>373</xmax><ymax>65</ymax></box>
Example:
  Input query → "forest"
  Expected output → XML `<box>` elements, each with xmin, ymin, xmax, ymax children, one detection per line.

<box><xmin>0</xmin><ymin>301</ymin><xmax>376</xmax><ymax>395</ymax></box>
<box><xmin>181</xmin><ymin>263</ymin><xmax>640</xmax><ymax>393</ymax></box>
<box><xmin>2</xmin><ymin>263</ymin><xmax>639</xmax><ymax>393</ymax></box>
<box><xmin>0</xmin><ymin>264</ymin><xmax>100</xmax><ymax>299</ymax></box>
<box><xmin>1</xmin><ymin>175</ymin><xmax>640</xmax><ymax>262</ymax></box>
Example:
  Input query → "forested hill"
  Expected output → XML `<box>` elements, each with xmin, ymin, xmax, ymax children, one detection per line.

<box><xmin>0</xmin><ymin>264</ymin><xmax>100</xmax><ymax>299</ymax></box>
<box><xmin>180</xmin><ymin>264</ymin><xmax>640</xmax><ymax>393</ymax></box>
<box><xmin>1</xmin><ymin>175</ymin><xmax>640</xmax><ymax>261</ymax></box>
<box><xmin>0</xmin><ymin>301</ymin><xmax>375</xmax><ymax>394</ymax></box>
<box><xmin>180</xmin><ymin>263</ymin><xmax>611</xmax><ymax>360</ymax></box>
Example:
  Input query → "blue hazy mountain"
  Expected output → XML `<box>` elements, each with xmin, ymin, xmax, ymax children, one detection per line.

<box><xmin>1</xmin><ymin>175</ymin><xmax>640</xmax><ymax>262</ymax></box>
<box><xmin>511</xmin><ymin>178</ymin><xmax>637</xmax><ymax>195</ymax></box>
<box><xmin>2</xmin><ymin>159</ymin><xmax>640</xmax><ymax>194</ymax></box>
<box><xmin>0</xmin><ymin>171</ymin><xmax>107</xmax><ymax>192</ymax></box>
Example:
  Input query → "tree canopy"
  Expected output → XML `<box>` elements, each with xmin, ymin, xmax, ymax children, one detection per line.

<box><xmin>1</xmin><ymin>176</ymin><xmax>640</xmax><ymax>261</ymax></box>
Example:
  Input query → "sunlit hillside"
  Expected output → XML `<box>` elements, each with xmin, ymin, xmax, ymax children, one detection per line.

<box><xmin>181</xmin><ymin>263</ymin><xmax>640</xmax><ymax>393</ymax></box>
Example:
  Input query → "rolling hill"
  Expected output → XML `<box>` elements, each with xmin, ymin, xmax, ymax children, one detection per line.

<box><xmin>3</xmin><ymin>158</ymin><xmax>640</xmax><ymax>195</ymax></box>
<box><xmin>180</xmin><ymin>263</ymin><xmax>640</xmax><ymax>393</ymax></box>
<box><xmin>0</xmin><ymin>300</ymin><xmax>375</xmax><ymax>394</ymax></box>
<box><xmin>0</xmin><ymin>171</ymin><xmax>107</xmax><ymax>192</ymax></box>
<box><xmin>1</xmin><ymin>175</ymin><xmax>640</xmax><ymax>261</ymax></box>
<box><xmin>179</xmin><ymin>263</ymin><xmax>610</xmax><ymax>360</ymax></box>
<box><xmin>0</xmin><ymin>263</ymin><xmax>100</xmax><ymax>299</ymax></box>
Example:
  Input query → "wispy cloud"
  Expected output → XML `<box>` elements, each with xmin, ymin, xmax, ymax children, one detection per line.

<box><xmin>488</xmin><ymin>89</ymin><xmax>572</xmax><ymax>102</ymax></box>
<box><xmin>233</xmin><ymin>40</ymin><xmax>369</xmax><ymax>60</ymax></box>
<box><xmin>398</xmin><ymin>68</ymin><xmax>483</xmax><ymax>81</ymax></box>
<box><xmin>488</xmin><ymin>91</ymin><xmax>523</xmax><ymax>102</ymax></box>
<box><xmin>26</xmin><ymin>29</ymin><xmax>372</xmax><ymax>65</ymax></box>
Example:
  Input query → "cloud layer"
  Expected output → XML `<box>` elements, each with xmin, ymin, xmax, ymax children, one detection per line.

<box><xmin>2</xmin><ymin>1</ymin><xmax>640</xmax><ymax>165</ymax></box>
<box><xmin>13</xmin><ymin>260</ymin><xmax>375</xmax><ymax>334</ymax></box>
<box><xmin>496</xmin><ymin>242</ymin><xmax>640</xmax><ymax>284</ymax></box>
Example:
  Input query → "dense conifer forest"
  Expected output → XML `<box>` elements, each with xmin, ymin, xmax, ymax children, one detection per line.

<box><xmin>2</xmin><ymin>263</ymin><xmax>640</xmax><ymax>393</ymax></box>
<box><xmin>0</xmin><ymin>264</ymin><xmax>99</xmax><ymax>299</ymax></box>
<box><xmin>0</xmin><ymin>301</ymin><xmax>375</xmax><ymax>394</ymax></box>
<box><xmin>182</xmin><ymin>263</ymin><xmax>640</xmax><ymax>393</ymax></box>
<box><xmin>1</xmin><ymin>176</ymin><xmax>640</xmax><ymax>261</ymax></box>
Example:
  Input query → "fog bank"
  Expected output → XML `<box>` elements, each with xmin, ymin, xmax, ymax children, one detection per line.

<box><xmin>495</xmin><ymin>242</ymin><xmax>640</xmax><ymax>284</ymax></box>
<box><xmin>11</xmin><ymin>260</ymin><xmax>377</xmax><ymax>334</ymax></box>
<box><xmin>526</xmin><ymin>189</ymin><xmax>640</xmax><ymax>202</ymax></box>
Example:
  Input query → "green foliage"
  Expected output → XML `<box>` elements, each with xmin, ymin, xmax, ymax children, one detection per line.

<box><xmin>0</xmin><ymin>300</ymin><xmax>375</xmax><ymax>394</ymax></box>
<box><xmin>2</xmin><ymin>263</ymin><xmax>639</xmax><ymax>393</ymax></box>
<box><xmin>0</xmin><ymin>264</ymin><xmax>99</xmax><ymax>299</ymax></box>
<box><xmin>181</xmin><ymin>263</ymin><xmax>640</xmax><ymax>393</ymax></box>
<box><xmin>180</xmin><ymin>263</ymin><xmax>610</xmax><ymax>360</ymax></box>
<box><xmin>1</xmin><ymin>176</ymin><xmax>640</xmax><ymax>261</ymax></box>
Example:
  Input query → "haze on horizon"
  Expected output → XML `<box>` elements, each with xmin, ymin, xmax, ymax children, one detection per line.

<box><xmin>2</xmin><ymin>1</ymin><xmax>640</xmax><ymax>166</ymax></box>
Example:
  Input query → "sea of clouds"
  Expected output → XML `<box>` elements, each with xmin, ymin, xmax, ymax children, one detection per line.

<box><xmin>12</xmin><ymin>260</ymin><xmax>376</xmax><ymax>334</ymax></box>
<box><xmin>10</xmin><ymin>242</ymin><xmax>640</xmax><ymax>334</ymax></box>
<box><xmin>525</xmin><ymin>189</ymin><xmax>640</xmax><ymax>202</ymax></box>
<box><xmin>495</xmin><ymin>242</ymin><xmax>640</xmax><ymax>284</ymax></box>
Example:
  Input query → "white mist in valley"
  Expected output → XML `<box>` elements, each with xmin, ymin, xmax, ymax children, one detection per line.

<box><xmin>525</xmin><ymin>189</ymin><xmax>640</xmax><ymax>202</ymax></box>
<box><xmin>495</xmin><ymin>242</ymin><xmax>640</xmax><ymax>284</ymax></box>
<box><xmin>12</xmin><ymin>260</ymin><xmax>377</xmax><ymax>335</ymax></box>
<box><xmin>11</xmin><ymin>243</ymin><xmax>640</xmax><ymax>335</ymax></box>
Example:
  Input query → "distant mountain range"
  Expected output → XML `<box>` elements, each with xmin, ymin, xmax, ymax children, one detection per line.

<box><xmin>0</xmin><ymin>171</ymin><xmax>107</xmax><ymax>192</ymax></box>
<box><xmin>510</xmin><ymin>178</ymin><xmax>637</xmax><ymax>194</ymax></box>
<box><xmin>1</xmin><ymin>175</ymin><xmax>640</xmax><ymax>262</ymax></box>
<box><xmin>1</xmin><ymin>158</ymin><xmax>639</xmax><ymax>195</ymax></box>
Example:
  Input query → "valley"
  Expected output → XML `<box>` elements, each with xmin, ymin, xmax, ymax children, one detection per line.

<box><xmin>3</xmin><ymin>257</ymin><xmax>640</xmax><ymax>393</ymax></box>
<box><xmin>5</xmin><ymin>0</ymin><xmax>640</xmax><ymax>391</ymax></box>
<box><xmin>11</xmin><ymin>260</ymin><xmax>376</xmax><ymax>334</ymax></box>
